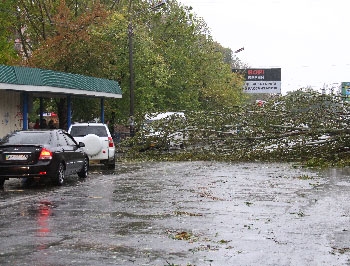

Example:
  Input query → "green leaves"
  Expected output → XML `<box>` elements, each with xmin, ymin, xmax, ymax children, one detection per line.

<box><xmin>126</xmin><ymin>88</ymin><xmax>350</xmax><ymax>165</ymax></box>
<box><xmin>6</xmin><ymin>0</ymin><xmax>248</xmax><ymax>125</ymax></box>
<box><xmin>0</xmin><ymin>0</ymin><xmax>17</xmax><ymax>64</ymax></box>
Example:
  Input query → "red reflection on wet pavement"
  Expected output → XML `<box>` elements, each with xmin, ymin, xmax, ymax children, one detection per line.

<box><xmin>36</xmin><ymin>200</ymin><xmax>52</xmax><ymax>250</ymax></box>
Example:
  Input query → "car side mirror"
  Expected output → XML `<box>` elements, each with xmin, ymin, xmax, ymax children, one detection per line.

<box><xmin>79</xmin><ymin>142</ymin><xmax>85</xmax><ymax>147</ymax></box>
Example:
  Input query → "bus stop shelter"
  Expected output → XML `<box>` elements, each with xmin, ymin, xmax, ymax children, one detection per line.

<box><xmin>0</xmin><ymin>65</ymin><xmax>122</xmax><ymax>137</ymax></box>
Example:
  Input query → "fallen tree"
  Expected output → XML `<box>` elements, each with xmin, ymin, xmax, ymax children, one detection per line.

<box><xmin>124</xmin><ymin>88</ymin><xmax>350</xmax><ymax>165</ymax></box>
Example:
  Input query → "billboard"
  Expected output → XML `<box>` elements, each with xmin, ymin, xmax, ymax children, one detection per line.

<box><xmin>341</xmin><ymin>82</ymin><xmax>350</xmax><ymax>99</ymax></box>
<box><xmin>233</xmin><ymin>68</ymin><xmax>281</xmax><ymax>94</ymax></box>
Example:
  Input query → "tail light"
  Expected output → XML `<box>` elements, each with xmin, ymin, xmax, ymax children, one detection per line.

<box><xmin>39</xmin><ymin>148</ymin><xmax>53</xmax><ymax>160</ymax></box>
<box><xmin>108</xmin><ymin>137</ymin><xmax>114</xmax><ymax>148</ymax></box>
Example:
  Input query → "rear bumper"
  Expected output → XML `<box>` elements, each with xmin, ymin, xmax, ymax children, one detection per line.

<box><xmin>0</xmin><ymin>163</ymin><xmax>53</xmax><ymax>179</ymax></box>
<box><xmin>88</xmin><ymin>148</ymin><xmax>115</xmax><ymax>161</ymax></box>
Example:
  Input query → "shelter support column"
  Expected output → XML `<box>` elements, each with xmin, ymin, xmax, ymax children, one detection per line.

<box><xmin>39</xmin><ymin>97</ymin><xmax>44</xmax><ymax>128</ymax></box>
<box><xmin>22</xmin><ymin>92</ymin><xmax>28</xmax><ymax>130</ymax></box>
<box><xmin>100</xmin><ymin>98</ymin><xmax>105</xmax><ymax>123</ymax></box>
<box><xmin>67</xmin><ymin>95</ymin><xmax>71</xmax><ymax>129</ymax></box>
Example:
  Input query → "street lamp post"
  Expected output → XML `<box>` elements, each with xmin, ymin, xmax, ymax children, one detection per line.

<box><xmin>128</xmin><ymin>0</ymin><xmax>166</xmax><ymax>137</ymax></box>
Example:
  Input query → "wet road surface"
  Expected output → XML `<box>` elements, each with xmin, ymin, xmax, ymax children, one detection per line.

<box><xmin>0</xmin><ymin>162</ymin><xmax>349</xmax><ymax>266</ymax></box>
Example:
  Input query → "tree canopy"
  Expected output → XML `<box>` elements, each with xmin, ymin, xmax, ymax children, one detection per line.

<box><xmin>3</xmin><ymin>0</ymin><xmax>246</xmax><ymax>124</ymax></box>
<box><xmin>0</xmin><ymin>0</ymin><xmax>18</xmax><ymax>63</ymax></box>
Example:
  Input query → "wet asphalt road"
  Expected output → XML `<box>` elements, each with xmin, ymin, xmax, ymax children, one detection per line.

<box><xmin>0</xmin><ymin>162</ymin><xmax>349</xmax><ymax>266</ymax></box>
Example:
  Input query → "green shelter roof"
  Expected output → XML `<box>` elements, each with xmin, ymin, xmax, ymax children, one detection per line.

<box><xmin>0</xmin><ymin>65</ymin><xmax>122</xmax><ymax>98</ymax></box>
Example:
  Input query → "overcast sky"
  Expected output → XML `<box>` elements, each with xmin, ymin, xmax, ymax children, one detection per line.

<box><xmin>179</xmin><ymin>0</ymin><xmax>350</xmax><ymax>94</ymax></box>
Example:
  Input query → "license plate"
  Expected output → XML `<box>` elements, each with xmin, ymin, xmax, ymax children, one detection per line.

<box><xmin>6</xmin><ymin>154</ymin><xmax>28</xmax><ymax>161</ymax></box>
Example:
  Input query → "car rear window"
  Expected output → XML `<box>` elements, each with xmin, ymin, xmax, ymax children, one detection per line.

<box><xmin>1</xmin><ymin>132</ymin><xmax>51</xmax><ymax>145</ymax></box>
<box><xmin>70</xmin><ymin>125</ymin><xmax>108</xmax><ymax>137</ymax></box>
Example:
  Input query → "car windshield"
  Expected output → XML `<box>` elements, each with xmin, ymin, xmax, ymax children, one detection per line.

<box><xmin>0</xmin><ymin>131</ymin><xmax>50</xmax><ymax>145</ymax></box>
<box><xmin>70</xmin><ymin>125</ymin><xmax>108</xmax><ymax>137</ymax></box>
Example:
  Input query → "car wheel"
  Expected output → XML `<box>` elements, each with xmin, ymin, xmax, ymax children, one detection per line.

<box><xmin>78</xmin><ymin>157</ymin><xmax>89</xmax><ymax>178</ymax></box>
<box><xmin>22</xmin><ymin>178</ymin><xmax>35</xmax><ymax>187</ymax></box>
<box><xmin>103</xmin><ymin>156</ymin><xmax>116</xmax><ymax>169</ymax></box>
<box><xmin>107</xmin><ymin>157</ymin><xmax>115</xmax><ymax>169</ymax></box>
<box><xmin>56</xmin><ymin>162</ymin><xmax>65</xmax><ymax>186</ymax></box>
<box><xmin>0</xmin><ymin>178</ymin><xmax>5</xmax><ymax>189</ymax></box>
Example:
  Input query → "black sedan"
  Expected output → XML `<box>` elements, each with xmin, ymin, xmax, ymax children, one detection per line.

<box><xmin>0</xmin><ymin>129</ymin><xmax>89</xmax><ymax>188</ymax></box>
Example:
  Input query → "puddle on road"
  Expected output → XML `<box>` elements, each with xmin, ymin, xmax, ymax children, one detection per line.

<box><xmin>0</xmin><ymin>162</ymin><xmax>349</xmax><ymax>265</ymax></box>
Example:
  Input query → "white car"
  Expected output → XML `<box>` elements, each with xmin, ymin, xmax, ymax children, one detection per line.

<box><xmin>142</xmin><ymin>112</ymin><xmax>186</xmax><ymax>150</ymax></box>
<box><xmin>68</xmin><ymin>123</ymin><xmax>115</xmax><ymax>169</ymax></box>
